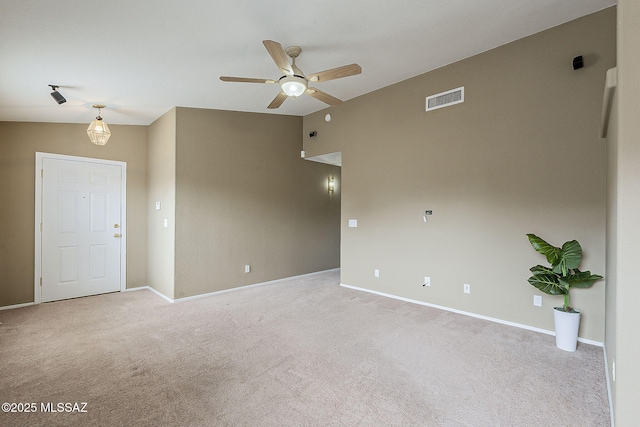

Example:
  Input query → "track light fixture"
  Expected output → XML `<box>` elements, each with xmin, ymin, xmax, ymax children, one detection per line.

<box><xmin>49</xmin><ymin>85</ymin><xmax>66</xmax><ymax>105</ymax></box>
<box><xmin>87</xmin><ymin>104</ymin><xmax>111</xmax><ymax>145</ymax></box>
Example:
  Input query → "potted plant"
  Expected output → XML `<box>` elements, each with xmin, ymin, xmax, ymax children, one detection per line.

<box><xmin>526</xmin><ymin>233</ymin><xmax>603</xmax><ymax>351</ymax></box>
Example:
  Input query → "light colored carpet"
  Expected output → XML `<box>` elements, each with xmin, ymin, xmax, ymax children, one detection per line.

<box><xmin>0</xmin><ymin>270</ymin><xmax>610</xmax><ymax>426</ymax></box>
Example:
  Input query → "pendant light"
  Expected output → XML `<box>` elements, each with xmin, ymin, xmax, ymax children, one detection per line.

<box><xmin>87</xmin><ymin>104</ymin><xmax>111</xmax><ymax>145</ymax></box>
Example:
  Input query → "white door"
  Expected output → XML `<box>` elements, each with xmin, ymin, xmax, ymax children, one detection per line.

<box><xmin>40</xmin><ymin>157</ymin><xmax>123</xmax><ymax>302</ymax></box>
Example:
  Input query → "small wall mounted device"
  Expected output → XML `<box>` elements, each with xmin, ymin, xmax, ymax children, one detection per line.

<box><xmin>572</xmin><ymin>56</ymin><xmax>584</xmax><ymax>70</ymax></box>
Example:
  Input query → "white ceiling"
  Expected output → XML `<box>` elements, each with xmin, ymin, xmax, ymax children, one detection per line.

<box><xmin>0</xmin><ymin>0</ymin><xmax>615</xmax><ymax>126</ymax></box>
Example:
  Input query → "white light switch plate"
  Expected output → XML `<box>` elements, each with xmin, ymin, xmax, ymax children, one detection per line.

<box><xmin>348</xmin><ymin>219</ymin><xmax>358</xmax><ymax>228</ymax></box>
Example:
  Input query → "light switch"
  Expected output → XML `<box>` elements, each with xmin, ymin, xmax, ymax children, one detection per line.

<box><xmin>155</xmin><ymin>201</ymin><xmax>161</xmax><ymax>210</ymax></box>
<box><xmin>163</xmin><ymin>219</ymin><xmax>168</xmax><ymax>228</ymax></box>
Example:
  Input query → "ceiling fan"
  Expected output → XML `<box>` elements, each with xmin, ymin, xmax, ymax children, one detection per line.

<box><xmin>220</xmin><ymin>40</ymin><xmax>362</xmax><ymax>109</ymax></box>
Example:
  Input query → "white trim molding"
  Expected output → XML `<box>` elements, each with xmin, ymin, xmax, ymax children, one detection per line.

<box><xmin>0</xmin><ymin>302</ymin><xmax>35</xmax><ymax>311</ymax></box>
<box><xmin>124</xmin><ymin>286</ymin><xmax>174</xmax><ymax>303</ymax></box>
<box><xmin>175</xmin><ymin>269</ymin><xmax>340</xmax><ymax>303</ymax></box>
<box><xmin>129</xmin><ymin>269</ymin><xmax>341</xmax><ymax>304</ymax></box>
<box><xmin>340</xmin><ymin>283</ymin><xmax>604</xmax><ymax>347</ymax></box>
<box><xmin>603</xmin><ymin>345</ymin><xmax>616</xmax><ymax>427</ymax></box>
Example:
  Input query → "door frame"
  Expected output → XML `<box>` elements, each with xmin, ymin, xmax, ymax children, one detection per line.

<box><xmin>34</xmin><ymin>152</ymin><xmax>127</xmax><ymax>304</ymax></box>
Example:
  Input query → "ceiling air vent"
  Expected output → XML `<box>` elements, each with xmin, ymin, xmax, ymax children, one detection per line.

<box><xmin>426</xmin><ymin>86</ymin><xmax>464</xmax><ymax>112</ymax></box>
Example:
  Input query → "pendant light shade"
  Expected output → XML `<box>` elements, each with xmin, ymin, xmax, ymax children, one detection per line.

<box><xmin>87</xmin><ymin>104</ymin><xmax>111</xmax><ymax>145</ymax></box>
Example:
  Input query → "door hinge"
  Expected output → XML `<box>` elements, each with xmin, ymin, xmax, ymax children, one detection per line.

<box><xmin>41</xmin><ymin>169</ymin><xmax>43</xmax><ymax>178</ymax></box>
<box><xmin>40</xmin><ymin>277</ymin><xmax>42</xmax><ymax>287</ymax></box>
<box><xmin>40</xmin><ymin>223</ymin><xmax>43</xmax><ymax>232</ymax></box>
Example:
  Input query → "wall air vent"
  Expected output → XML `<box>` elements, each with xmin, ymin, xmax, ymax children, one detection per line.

<box><xmin>426</xmin><ymin>86</ymin><xmax>464</xmax><ymax>112</ymax></box>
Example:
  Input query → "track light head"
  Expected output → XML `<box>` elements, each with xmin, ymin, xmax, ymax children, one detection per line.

<box><xmin>49</xmin><ymin>85</ymin><xmax>66</xmax><ymax>105</ymax></box>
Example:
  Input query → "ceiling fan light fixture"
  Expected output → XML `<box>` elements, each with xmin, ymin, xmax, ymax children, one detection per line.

<box><xmin>220</xmin><ymin>40</ymin><xmax>362</xmax><ymax>109</ymax></box>
<box><xmin>280</xmin><ymin>75</ymin><xmax>307</xmax><ymax>98</ymax></box>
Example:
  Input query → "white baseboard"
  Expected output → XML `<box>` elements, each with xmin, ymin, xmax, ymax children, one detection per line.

<box><xmin>173</xmin><ymin>268</ymin><xmax>340</xmax><ymax>303</ymax></box>
<box><xmin>124</xmin><ymin>285</ymin><xmax>174</xmax><ymax>303</ymax></box>
<box><xmin>0</xmin><ymin>301</ymin><xmax>35</xmax><ymax>311</ymax></box>
<box><xmin>340</xmin><ymin>283</ymin><xmax>604</xmax><ymax>347</ymax></box>
<box><xmin>0</xmin><ymin>269</ymin><xmax>341</xmax><ymax>310</ymax></box>
<box><xmin>578</xmin><ymin>336</ymin><xmax>605</xmax><ymax>347</ymax></box>
<box><xmin>123</xmin><ymin>286</ymin><xmax>149</xmax><ymax>293</ymax></box>
<box><xmin>603</xmin><ymin>345</ymin><xmax>615</xmax><ymax>427</ymax></box>
<box><xmin>125</xmin><ymin>268</ymin><xmax>341</xmax><ymax>304</ymax></box>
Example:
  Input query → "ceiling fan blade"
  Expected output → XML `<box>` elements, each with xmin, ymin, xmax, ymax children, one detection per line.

<box><xmin>308</xmin><ymin>64</ymin><xmax>362</xmax><ymax>82</ymax></box>
<box><xmin>267</xmin><ymin>92</ymin><xmax>288</xmax><ymax>109</ymax></box>
<box><xmin>220</xmin><ymin>76</ymin><xmax>277</xmax><ymax>84</ymax></box>
<box><xmin>263</xmin><ymin>40</ymin><xmax>293</xmax><ymax>75</ymax></box>
<box><xmin>306</xmin><ymin>88</ymin><xmax>343</xmax><ymax>106</ymax></box>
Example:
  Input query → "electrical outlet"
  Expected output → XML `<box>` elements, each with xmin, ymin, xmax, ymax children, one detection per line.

<box><xmin>245</xmin><ymin>265</ymin><xmax>251</xmax><ymax>273</ymax></box>
<box><xmin>374</xmin><ymin>269</ymin><xmax>380</xmax><ymax>278</ymax></box>
<box><xmin>533</xmin><ymin>295</ymin><xmax>542</xmax><ymax>307</ymax></box>
<box><xmin>423</xmin><ymin>276</ymin><xmax>431</xmax><ymax>287</ymax></box>
<box><xmin>464</xmin><ymin>283</ymin><xmax>471</xmax><ymax>294</ymax></box>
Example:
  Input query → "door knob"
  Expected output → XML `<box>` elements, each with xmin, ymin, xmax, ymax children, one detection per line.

<box><xmin>114</xmin><ymin>224</ymin><xmax>120</xmax><ymax>229</ymax></box>
<box><xmin>114</xmin><ymin>233</ymin><xmax>121</xmax><ymax>238</ymax></box>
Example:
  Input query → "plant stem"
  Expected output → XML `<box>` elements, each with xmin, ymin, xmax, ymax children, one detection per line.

<box><xmin>564</xmin><ymin>293</ymin><xmax>571</xmax><ymax>311</ymax></box>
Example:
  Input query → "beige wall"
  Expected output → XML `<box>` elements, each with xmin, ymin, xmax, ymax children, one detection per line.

<box><xmin>148</xmin><ymin>108</ymin><xmax>177</xmax><ymax>299</ymax></box>
<box><xmin>173</xmin><ymin>107</ymin><xmax>340</xmax><ymax>299</ymax></box>
<box><xmin>304</xmin><ymin>8</ymin><xmax>615</xmax><ymax>342</ymax></box>
<box><xmin>608</xmin><ymin>1</ymin><xmax>640</xmax><ymax>424</ymax></box>
<box><xmin>0</xmin><ymin>106</ymin><xmax>340</xmax><ymax>306</ymax></box>
<box><xmin>0</xmin><ymin>122</ymin><xmax>148</xmax><ymax>306</ymax></box>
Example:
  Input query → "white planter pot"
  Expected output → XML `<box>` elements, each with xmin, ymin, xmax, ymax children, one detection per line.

<box><xmin>553</xmin><ymin>307</ymin><xmax>581</xmax><ymax>352</ymax></box>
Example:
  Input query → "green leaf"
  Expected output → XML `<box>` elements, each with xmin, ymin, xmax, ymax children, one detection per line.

<box><xmin>553</xmin><ymin>240</ymin><xmax>582</xmax><ymax>274</ymax></box>
<box><xmin>527</xmin><ymin>234</ymin><xmax>560</xmax><ymax>266</ymax></box>
<box><xmin>527</xmin><ymin>272</ymin><xmax>568</xmax><ymax>295</ymax></box>
<box><xmin>565</xmin><ymin>270</ymin><xmax>603</xmax><ymax>289</ymax></box>
<box><xmin>530</xmin><ymin>265</ymin><xmax>554</xmax><ymax>275</ymax></box>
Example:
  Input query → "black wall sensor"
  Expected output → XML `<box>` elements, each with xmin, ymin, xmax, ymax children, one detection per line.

<box><xmin>572</xmin><ymin>56</ymin><xmax>584</xmax><ymax>70</ymax></box>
